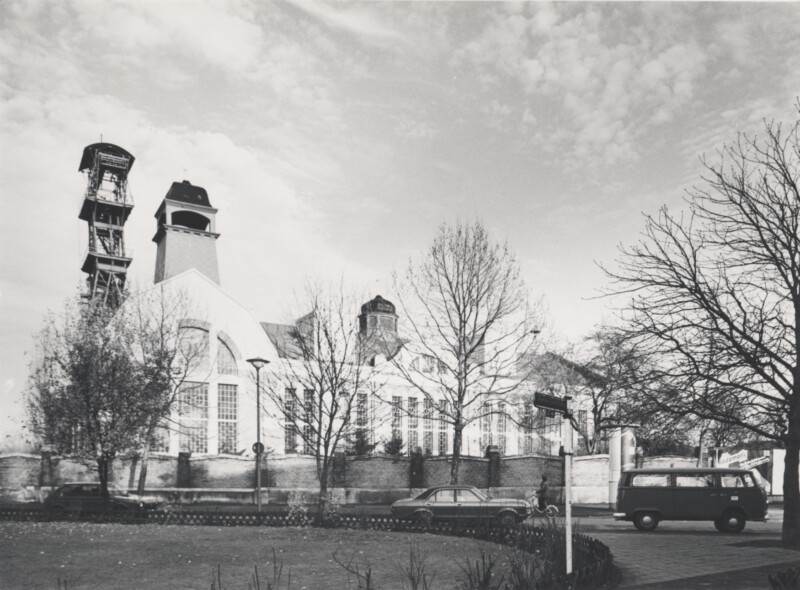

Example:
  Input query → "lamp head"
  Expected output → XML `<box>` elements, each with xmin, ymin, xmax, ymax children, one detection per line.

<box><xmin>247</xmin><ymin>357</ymin><xmax>270</xmax><ymax>370</ymax></box>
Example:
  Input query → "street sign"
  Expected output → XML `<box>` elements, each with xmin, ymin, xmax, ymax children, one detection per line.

<box><xmin>533</xmin><ymin>392</ymin><xmax>568</xmax><ymax>414</ymax></box>
<box><xmin>252</xmin><ymin>442</ymin><xmax>265</xmax><ymax>455</ymax></box>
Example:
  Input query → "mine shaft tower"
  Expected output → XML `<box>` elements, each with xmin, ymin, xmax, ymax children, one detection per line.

<box><xmin>78</xmin><ymin>143</ymin><xmax>135</xmax><ymax>307</ymax></box>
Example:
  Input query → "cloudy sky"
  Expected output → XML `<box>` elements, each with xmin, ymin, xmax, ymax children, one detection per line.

<box><xmin>1</xmin><ymin>1</ymin><xmax>798</xmax><ymax>441</ymax></box>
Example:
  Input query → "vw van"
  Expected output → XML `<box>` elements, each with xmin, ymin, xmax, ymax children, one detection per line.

<box><xmin>614</xmin><ymin>468</ymin><xmax>769</xmax><ymax>533</ymax></box>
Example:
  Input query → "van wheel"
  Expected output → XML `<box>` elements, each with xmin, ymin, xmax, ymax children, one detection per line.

<box><xmin>716</xmin><ymin>510</ymin><xmax>746</xmax><ymax>533</ymax></box>
<box><xmin>633</xmin><ymin>511</ymin><xmax>660</xmax><ymax>531</ymax></box>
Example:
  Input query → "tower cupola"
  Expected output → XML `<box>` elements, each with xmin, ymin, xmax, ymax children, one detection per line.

<box><xmin>358</xmin><ymin>295</ymin><xmax>398</xmax><ymax>336</ymax></box>
<box><xmin>153</xmin><ymin>180</ymin><xmax>220</xmax><ymax>285</ymax></box>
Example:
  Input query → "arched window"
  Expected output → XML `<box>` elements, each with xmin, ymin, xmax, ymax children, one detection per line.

<box><xmin>180</xmin><ymin>327</ymin><xmax>209</xmax><ymax>373</ymax></box>
<box><xmin>217</xmin><ymin>337</ymin><xmax>237</xmax><ymax>375</ymax></box>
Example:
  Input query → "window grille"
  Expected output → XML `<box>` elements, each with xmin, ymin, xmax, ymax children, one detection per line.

<box><xmin>217</xmin><ymin>384</ymin><xmax>237</xmax><ymax>454</ymax></box>
<box><xmin>178</xmin><ymin>381</ymin><xmax>208</xmax><ymax>453</ymax></box>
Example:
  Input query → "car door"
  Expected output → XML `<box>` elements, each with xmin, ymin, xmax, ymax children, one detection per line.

<box><xmin>672</xmin><ymin>473</ymin><xmax>717</xmax><ymax>520</ymax></box>
<box><xmin>82</xmin><ymin>484</ymin><xmax>105</xmax><ymax>513</ymax></box>
<box><xmin>426</xmin><ymin>489</ymin><xmax>457</xmax><ymax>520</ymax></box>
<box><xmin>455</xmin><ymin>488</ymin><xmax>486</xmax><ymax>521</ymax></box>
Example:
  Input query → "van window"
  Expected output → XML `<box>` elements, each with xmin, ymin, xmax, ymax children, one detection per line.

<box><xmin>720</xmin><ymin>473</ymin><xmax>755</xmax><ymax>488</ymax></box>
<box><xmin>630</xmin><ymin>473</ymin><xmax>670</xmax><ymax>487</ymax></box>
<box><xmin>676</xmin><ymin>474</ymin><xmax>714</xmax><ymax>487</ymax></box>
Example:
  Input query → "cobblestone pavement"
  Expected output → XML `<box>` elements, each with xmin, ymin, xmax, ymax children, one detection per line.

<box><xmin>575</xmin><ymin>509</ymin><xmax>799</xmax><ymax>589</ymax></box>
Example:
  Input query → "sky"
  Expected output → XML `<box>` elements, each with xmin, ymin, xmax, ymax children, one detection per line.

<box><xmin>1</xmin><ymin>1</ymin><xmax>798</xmax><ymax>445</ymax></box>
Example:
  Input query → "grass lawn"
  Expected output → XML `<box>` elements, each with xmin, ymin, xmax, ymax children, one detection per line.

<box><xmin>0</xmin><ymin>521</ymin><xmax>517</xmax><ymax>589</ymax></box>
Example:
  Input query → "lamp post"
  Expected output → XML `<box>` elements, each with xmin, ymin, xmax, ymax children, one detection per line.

<box><xmin>247</xmin><ymin>357</ymin><xmax>270</xmax><ymax>514</ymax></box>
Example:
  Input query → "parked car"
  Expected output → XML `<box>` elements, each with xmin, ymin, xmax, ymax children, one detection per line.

<box><xmin>614</xmin><ymin>468</ymin><xmax>769</xmax><ymax>533</ymax></box>
<box><xmin>390</xmin><ymin>485</ymin><xmax>531</xmax><ymax>526</ymax></box>
<box><xmin>43</xmin><ymin>482</ymin><xmax>160</xmax><ymax>516</ymax></box>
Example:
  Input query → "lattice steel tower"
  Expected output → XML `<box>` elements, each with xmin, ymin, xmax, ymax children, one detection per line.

<box><xmin>78</xmin><ymin>143</ymin><xmax>135</xmax><ymax>306</ymax></box>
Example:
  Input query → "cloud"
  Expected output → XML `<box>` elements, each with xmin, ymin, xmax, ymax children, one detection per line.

<box><xmin>285</xmin><ymin>0</ymin><xmax>407</xmax><ymax>46</ymax></box>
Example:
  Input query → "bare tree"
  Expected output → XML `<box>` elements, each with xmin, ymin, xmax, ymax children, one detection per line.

<box><xmin>264</xmin><ymin>282</ymin><xmax>382</xmax><ymax>519</ymax></box>
<box><xmin>603</xmin><ymin>110</ymin><xmax>800</xmax><ymax>545</ymax></box>
<box><xmin>528</xmin><ymin>328</ymin><xmax>648</xmax><ymax>454</ymax></box>
<box><xmin>128</xmin><ymin>286</ymin><xmax>205</xmax><ymax>494</ymax></box>
<box><xmin>391</xmin><ymin>221</ymin><xmax>539</xmax><ymax>483</ymax></box>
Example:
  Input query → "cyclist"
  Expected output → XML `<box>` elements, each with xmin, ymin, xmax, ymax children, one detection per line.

<box><xmin>537</xmin><ymin>474</ymin><xmax>549</xmax><ymax>512</ymax></box>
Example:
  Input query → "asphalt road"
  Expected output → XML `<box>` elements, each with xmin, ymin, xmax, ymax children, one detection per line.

<box><xmin>569</xmin><ymin>508</ymin><xmax>799</xmax><ymax>589</ymax></box>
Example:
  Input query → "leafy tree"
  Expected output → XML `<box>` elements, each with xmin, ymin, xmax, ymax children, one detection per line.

<box><xmin>391</xmin><ymin>221</ymin><xmax>540</xmax><ymax>483</ymax></box>
<box><xmin>26</xmin><ymin>288</ymin><xmax>203</xmax><ymax>499</ymax></box>
<box><xmin>26</xmin><ymin>296</ymin><xmax>151</xmax><ymax>499</ymax></box>
<box><xmin>603</xmin><ymin>109</ymin><xmax>800</xmax><ymax>545</ymax></box>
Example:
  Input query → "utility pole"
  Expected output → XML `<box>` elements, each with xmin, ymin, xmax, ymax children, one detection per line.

<box><xmin>534</xmin><ymin>392</ymin><xmax>573</xmax><ymax>576</ymax></box>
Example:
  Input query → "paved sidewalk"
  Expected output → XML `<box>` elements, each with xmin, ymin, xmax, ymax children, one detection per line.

<box><xmin>579</xmin><ymin>509</ymin><xmax>798</xmax><ymax>589</ymax></box>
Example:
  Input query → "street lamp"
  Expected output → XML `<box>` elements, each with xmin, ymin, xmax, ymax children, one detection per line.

<box><xmin>247</xmin><ymin>357</ymin><xmax>270</xmax><ymax>514</ymax></box>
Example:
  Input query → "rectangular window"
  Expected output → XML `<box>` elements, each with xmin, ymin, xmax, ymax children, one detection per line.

<box><xmin>303</xmin><ymin>425</ymin><xmax>313</xmax><ymax>455</ymax></box>
<box><xmin>423</xmin><ymin>398</ymin><xmax>433</xmax><ymax>431</ymax></box>
<box><xmin>284</xmin><ymin>389</ymin><xmax>297</xmax><ymax>453</ymax></box>
<box><xmin>497</xmin><ymin>403</ymin><xmax>506</xmax><ymax>433</ymax></box>
<box><xmin>217</xmin><ymin>384</ymin><xmax>237</xmax><ymax>454</ymax></box>
<box><xmin>676</xmin><ymin>474</ymin><xmax>714</xmax><ymax>487</ymax></box>
<box><xmin>304</xmin><ymin>389</ymin><xmax>315</xmax><ymax>419</ymax></box>
<box><xmin>438</xmin><ymin>431</ymin><xmax>447</xmax><ymax>455</ymax></box>
<box><xmin>522</xmin><ymin>403</ymin><xmax>533</xmax><ymax>434</ymax></box>
<box><xmin>178</xmin><ymin>382</ymin><xmax>208</xmax><ymax>454</ymax></box>
<box><xmin>630</xmin><ymin>473</ymin><xmax>671</xmax><ymax>487</ymax></box>
<box><xmin>357</xmin><ymin>393</ymin><xmax>368</xmax><ymax>428</ymax></box>
<box><xmin>423</xmin><ymin>431</ymin><xmax>433</xmax><ymax>454</ymax></box>
<box><xmin>576</xmin><ymin>409</ymin><xmax>588</xmax><ymax>434</ymax></box>
<box><xmin>392</xmin><ymin>396</ymin><xmax>403</xmax><ymax>429</ymax></box>
<box><xmin>482</xmin><ymin>432</ymin><xmax>493</xmax><ymax>450</ymax></box>
<box><xmin>498</xmin><ymin>434</ymin><xmax>506</xmax><ymax>455</ymax></box>
<box><xmin>149</xmin><ymin>421</ymin><xmax>170</xmax><ymax>453</ymax></box>
<box><xmin>438</xmin><ymin>400</ymin><xmax>448</xmax><ymax>431</ymax></box>
<box><xmin>408</xmin><ymin>397</ymin><xmax>418</xmax><ymax>428</ymax></box>
<box><xmin>481</xmin><ymin>403</ymin><xmax>492</xmax><ymax>433</ymax></box>
<box><xmin>408</xmin><ymin>429</ymin><xmax>418</xmax><ymax>454</ymax></box>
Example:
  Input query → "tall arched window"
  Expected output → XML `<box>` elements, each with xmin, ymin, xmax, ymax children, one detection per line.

<box><xmin>217</xmin><ymin>337</ymin><xmax>237</xmax><ymax>375</ymax></box>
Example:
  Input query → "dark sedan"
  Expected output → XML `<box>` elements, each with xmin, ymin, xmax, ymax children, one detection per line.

<box><xmin>390</xmin><ymin>485</ymin><xmax>530</xmax><ymax>526</ymax></box>
<box><xmin>43</xmin><ymin>482</ymin><xmax>160</xmax><ymax>516</ymax></box>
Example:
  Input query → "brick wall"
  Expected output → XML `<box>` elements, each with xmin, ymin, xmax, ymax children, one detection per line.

<box><xmin>0</xmin><ymin>455</ymin><xmax>40</xmax><ymax>488</ymax></box>
<box><xmin>1</xmin><ymin>453</ymin><xmax>590</xmax><ymax>503</ymax></box>
<box><xmin>346</xmin><ymin>455</ymin><xmax>408</xmax><ymax>488</ymax></box>
<box><xmin>269</xmin><ymin>455</ymin><xmax>319</xmax><ymax>488</ymax></box>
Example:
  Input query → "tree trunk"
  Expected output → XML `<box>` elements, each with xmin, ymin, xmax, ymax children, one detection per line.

<box><xmin>137</xmin><ymin>421</ymin><xmax>157</xmax><ymax>495</ymax></box>
<box><xmin>97</xmin><ymin>453</ymin><xmax>111</xmax><ymax>502</ymax></box>
<box><xmin>137</xmin><ymin>444</ymin><xmax>151</xmax><ymax>495</ymax></box>
<box><xmin>782</xmin><ymin>432</ymin><xmax>800</xmax><ymax>546</ymax></box>
<box><xmin>317</xmin><ymin>467</ymin><xmax>329</xmax><ymax>523</ymax></box>
<box><xmin>450</xmin><ymin>426</ymin><xmax>463</xmax><ymax>484</ymax></box>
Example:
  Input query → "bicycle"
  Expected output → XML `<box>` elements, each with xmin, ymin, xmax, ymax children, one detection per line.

<box><xmin>528</xmin><ymin>492</ymin><xmax>559</xmax><ymax>519</ymax></box>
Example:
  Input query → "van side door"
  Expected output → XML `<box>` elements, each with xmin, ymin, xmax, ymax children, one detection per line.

<box><xmin>624</xmin><ymin>472</ymin><xmax>674</xmax><ymax>519</ymax></box>
<box><xmin>672</xmin><ymin>473</ymin><xmax>717</xmax><ymax>520</ymax></box>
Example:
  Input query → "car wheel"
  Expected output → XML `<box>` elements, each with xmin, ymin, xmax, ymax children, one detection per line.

<box><xmin>716</xmin><ymin>509</ymin><xmax>746</xmax><ymax>533</ymax></box>
<box><xmin>544</xmin><ymin>505</ymin><xmax>558</xmax><ymax>518</ymax></box>
<box><xmin>496</xmin><ymin>512</ymin><xmax>517</xmax><ymax>528</ymax></box>
<box><xmin>633</xmin><ymin>511</ymin><xmax>660</xmax><ymax>531</ymax></box>
<box><xmin>413</xmin><ymin>511</ymin><xmax>432</xmax><ymax>527</ymax></box>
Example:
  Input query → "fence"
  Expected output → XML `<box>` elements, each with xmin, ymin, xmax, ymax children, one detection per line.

<box><xmin>0</xmin><ymin>506</ymin><xmax>617</xmax><ymax>588</ymax></box>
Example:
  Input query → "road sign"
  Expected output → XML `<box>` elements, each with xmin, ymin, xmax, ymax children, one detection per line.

<box><xmin>534</xmin><ymin>392</ymin><xmax>568</xmax><ymax>414</ymax></box>
<box><xmin>252</xmin><ymin>442</ymin><xmax>265</xmax><ymax>455</ymax></box>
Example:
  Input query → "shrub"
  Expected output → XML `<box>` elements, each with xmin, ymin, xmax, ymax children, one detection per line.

<box><xmin>286</xmin><ymin>492</ymin><xmax>310</xmax><ymax>526</ymax></box>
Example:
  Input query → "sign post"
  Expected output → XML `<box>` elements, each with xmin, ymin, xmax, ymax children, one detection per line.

<box><xmin>533</xmin><ymin>392</ymin><xmax>573</xmax><ymax>576</ymax></box>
